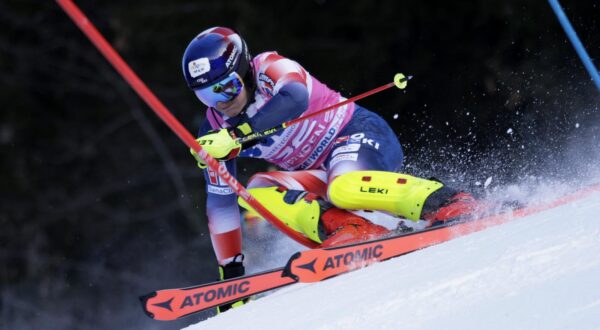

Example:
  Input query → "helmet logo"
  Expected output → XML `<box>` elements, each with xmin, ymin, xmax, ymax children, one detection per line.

<box><xmin>225</xmin><ymin>46</ymin><xmax>238</xmax><ymax>68</ymax></box>
<box><xmin>189</xmin><ymin>57</ymin><xmax>210</xmax><ymax>78</ymax></box>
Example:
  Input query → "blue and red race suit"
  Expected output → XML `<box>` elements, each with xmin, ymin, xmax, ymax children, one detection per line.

<box><xmin>198</xmin><ymin>52</ymin><xmax>403</xmax><ymax>262</ymax></box>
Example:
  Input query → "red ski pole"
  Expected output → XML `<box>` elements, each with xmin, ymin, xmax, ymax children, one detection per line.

<box><xmin>56</xmin><ymin>0</ymin><xmax>318</xmax><ymax>248</ymax></box>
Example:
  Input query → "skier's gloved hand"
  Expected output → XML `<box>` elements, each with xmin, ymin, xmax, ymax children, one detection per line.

<box><xmin>217</xmin><ymin>254</ymin><xmax>249</xmax><ymax>313</ymax></box>
<box><xmin>190</xmin><ymin>127</ymin><xmax>245</xmax><ymax>169</ymax></box>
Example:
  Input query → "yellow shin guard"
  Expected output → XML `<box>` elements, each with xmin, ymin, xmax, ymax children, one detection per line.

<box><xmin>328</xmin><ymin>171</ymin><xmax>444</xmax><ymax>221</ymax></box>
<box><xmin>237</xmin><ymin>187</ymin><xmax>323</xmax><ymax>243</ymax></box>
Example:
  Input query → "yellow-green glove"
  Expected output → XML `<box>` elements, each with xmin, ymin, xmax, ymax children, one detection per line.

<box><xmin>190</xmin><ymin>128</ymin><xmax>243</xmax><ymax>169</ymax></box>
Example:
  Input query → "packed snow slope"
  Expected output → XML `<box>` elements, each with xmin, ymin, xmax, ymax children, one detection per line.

<box><xmin>186</xmin><ymin>187</ymin><xmax>600</xmax><ymax>330</ymax></box>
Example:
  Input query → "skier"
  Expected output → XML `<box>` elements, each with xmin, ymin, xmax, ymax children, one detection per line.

<box><xmin>182</xmin><ymin>27</ymin><xmax>480</xmax><ymax>312</ymax></box>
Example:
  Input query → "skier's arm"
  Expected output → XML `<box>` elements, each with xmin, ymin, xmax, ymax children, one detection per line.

<box><xmin>245</xmin><ymin>81</ymin><xmax>309</xmax><ymax>131</ymax></box>
<box><xmin>188</xmin><ymin>84</ymin><xmax>309</xmax><ymax>165</ymax></box>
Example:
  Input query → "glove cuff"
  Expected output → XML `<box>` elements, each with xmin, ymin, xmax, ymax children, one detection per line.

<box><xmin>230</xmin><ymin>122</ymin><xmax>253</xmax><ymax>139</ymax></box>
<box><xmin>231</xmin><ymin>122</ymin><xmax>263</xmax><ymax>149</ymax></box>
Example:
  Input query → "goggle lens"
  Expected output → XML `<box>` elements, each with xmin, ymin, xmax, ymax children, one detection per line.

<box><xmin>194</xmin><ymin>72</ymin><xmax>244</xmax><ymax>107</ymax></box>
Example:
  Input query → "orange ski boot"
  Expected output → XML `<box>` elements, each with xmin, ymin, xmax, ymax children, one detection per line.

<box><xmin>319</xmin><ymin>207</ymin><xmax>390</xmax><ymax>248</ymax></box>
<box><xmin>422</xmin><ymin>189</ymin><xmax>484</xmax><ymax>226</ymax></box>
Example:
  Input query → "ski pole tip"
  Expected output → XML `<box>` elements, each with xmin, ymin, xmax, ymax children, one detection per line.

<box><xmin>394</xmin><ymin>73</ymin><xmax>411</xmax><ymax>89</ymax></box>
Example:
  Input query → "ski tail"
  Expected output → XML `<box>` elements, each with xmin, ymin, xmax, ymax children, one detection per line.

<box><xmin>140</xmin><ymin>268</ymin><xmax>295</xmax><ymax>321</ymax></box>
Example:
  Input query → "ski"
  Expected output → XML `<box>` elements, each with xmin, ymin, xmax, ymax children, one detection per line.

<box><xmin>140</xmin><ymin>208</ymin><xmax>515</xmax><ymax>321</ymax></box>
<box><xmin>140</xmin><ymin>182</ymin><xmax>600</xmax><ymax>321</ymax></box>
<box><xmin>140</xmin><ymin>268</ymin><xmax>295</xmax><ymax>321</ymax></box>
<box><xmin>283</xmin><ymin>209</ymin><xmax>518</xmax><ymax>282</ymax></box>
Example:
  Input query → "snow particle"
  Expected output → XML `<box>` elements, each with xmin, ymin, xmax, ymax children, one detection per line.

<box><xmin>393</xmin><ymin>114</ymin><xmax>399</xmax><ymax>119</ymax></box>
<box><xmin>484</xmin><ymin>177</ymin><xmax>493</xmax><ymax>188</ymax></box>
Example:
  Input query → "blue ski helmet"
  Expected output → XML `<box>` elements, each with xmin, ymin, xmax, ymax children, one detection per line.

<box><xmin>182</xmin><ymin>27</ymin><xmax>252</xmax><ymax>90</ymax></box>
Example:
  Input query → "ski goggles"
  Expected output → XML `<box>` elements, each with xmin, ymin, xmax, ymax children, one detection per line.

<box><xmin>194</xmin><ymin>72</ymin><xmax>244</xmax><ymax>108</ymax></box>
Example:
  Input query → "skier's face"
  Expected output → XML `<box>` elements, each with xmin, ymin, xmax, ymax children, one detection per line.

<box><xmin>214</xmin><ymin>86</ymin><xmax>248</xmax><ymax>117</ymax></box>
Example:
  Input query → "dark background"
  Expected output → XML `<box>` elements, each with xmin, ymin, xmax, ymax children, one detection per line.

<box><xmin>1</xmin><ymin>1</ymin><xmax>599</xmax><ymax>329</ymax></box>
